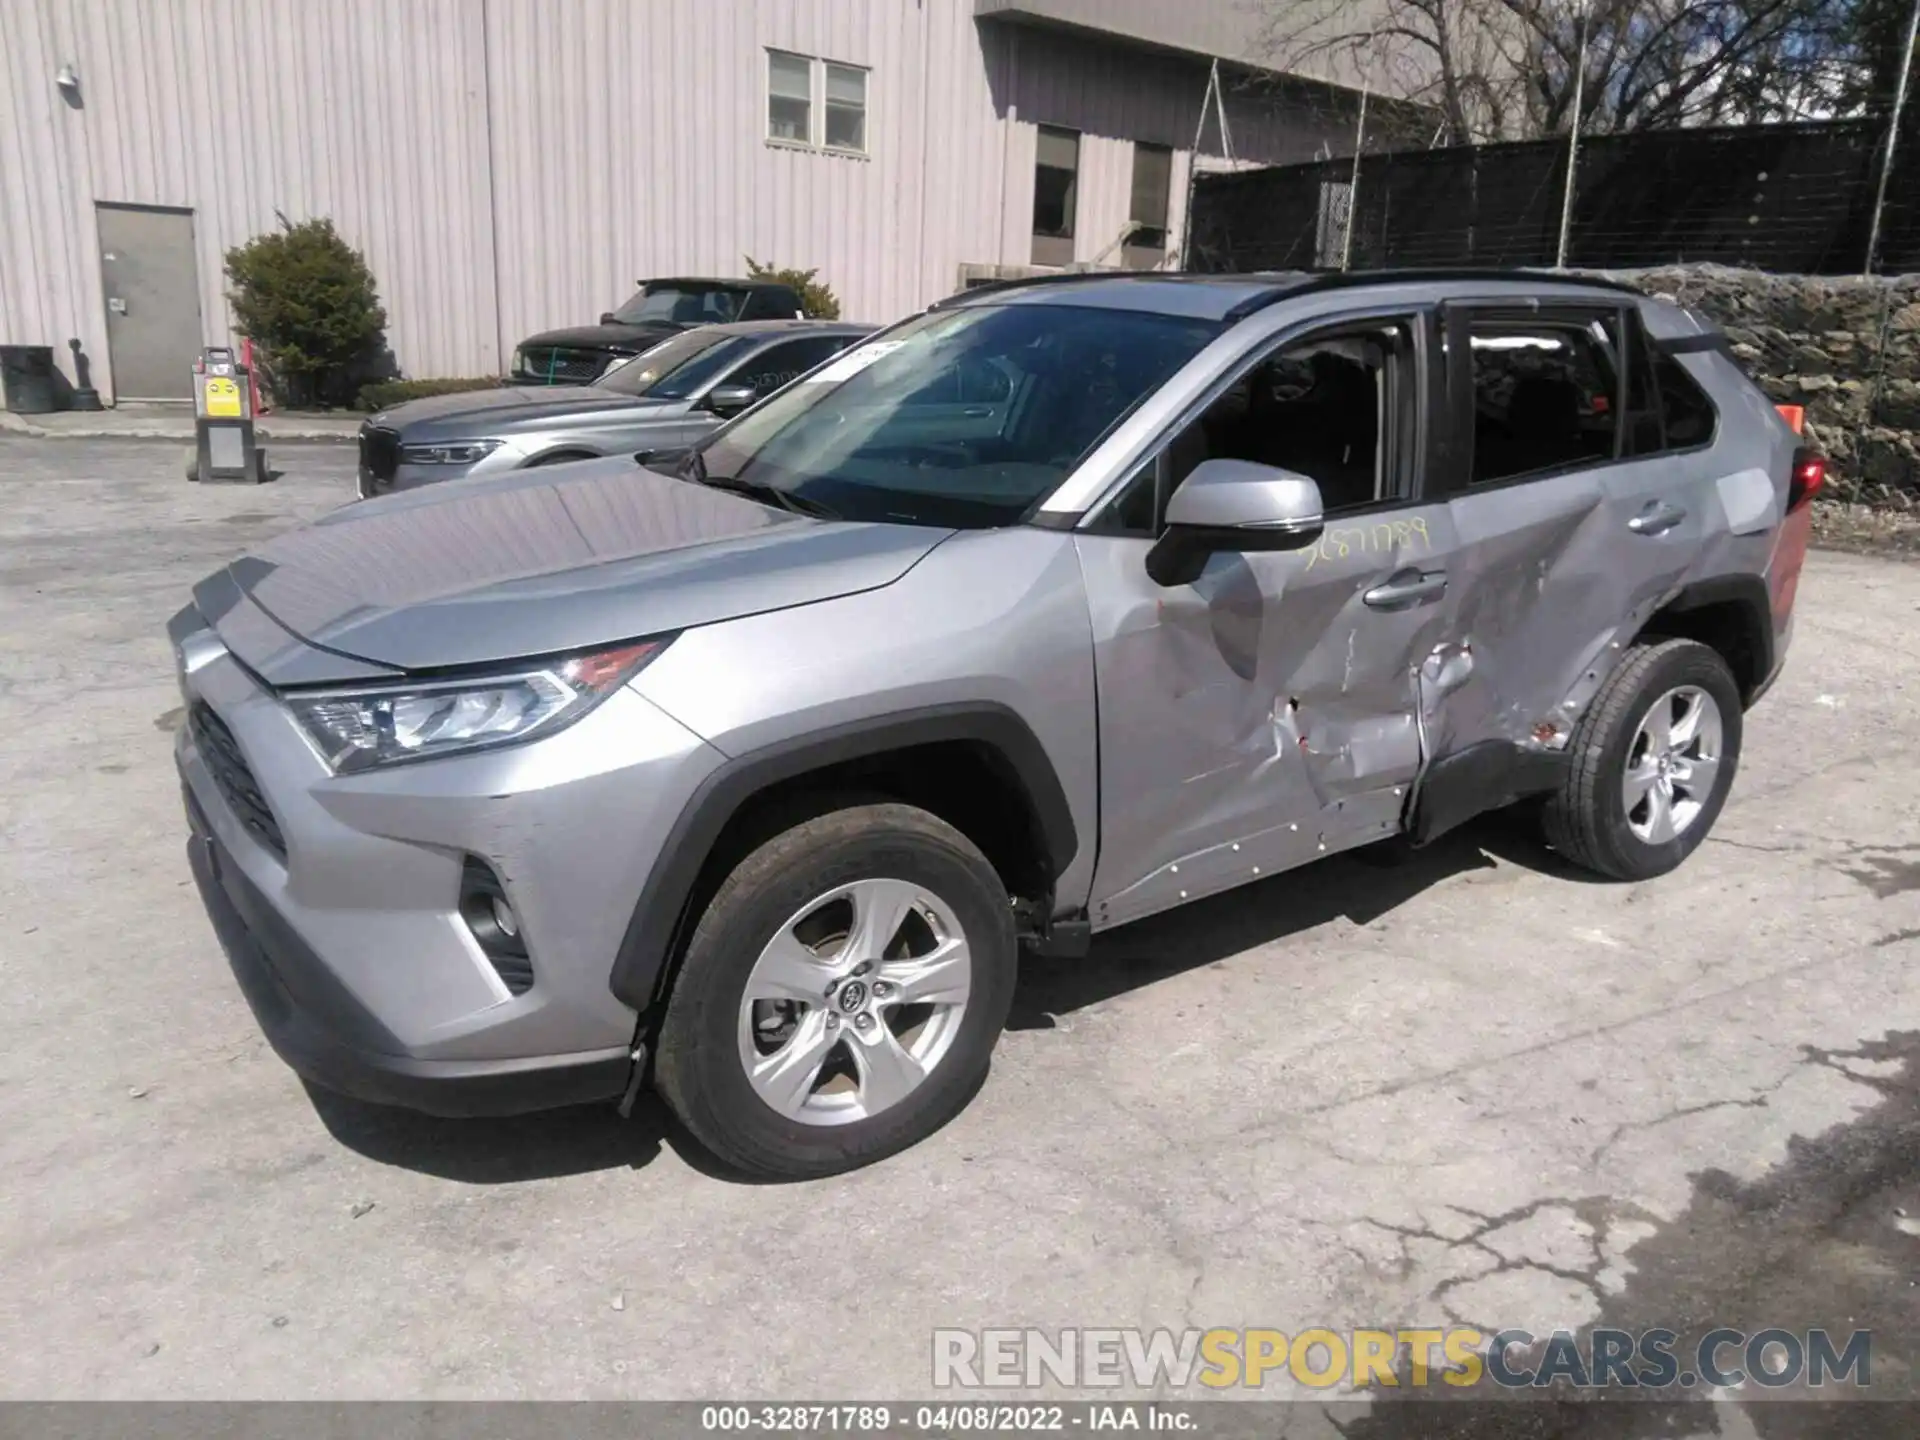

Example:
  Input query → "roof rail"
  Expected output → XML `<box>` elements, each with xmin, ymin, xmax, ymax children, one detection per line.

<box><xmin>1285</xmin><ymin>266</ymin><xmax>1649</xmax><ymax>298</ymax></box>
<box><xmin>929</xmin><ymin>270</ymin><xmax>1197</xmax><ymax>309</ymax></box>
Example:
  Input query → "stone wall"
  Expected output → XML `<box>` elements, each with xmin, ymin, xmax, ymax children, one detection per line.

<box><xmin>1613</xmin><ymin>266</ymin><xmax>1920</xmax><ymax>506</ymax></box>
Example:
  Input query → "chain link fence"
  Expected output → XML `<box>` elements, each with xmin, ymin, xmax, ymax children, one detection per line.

<box><xmin>1187</xmin><ymin>118</ymin><xmax>1920</xmax><ymax>276</ymax></box>
<box><xmin>1185</xmin><ymin>121</ymin><xmax>1920</xmax><ymax>522</ymax></box>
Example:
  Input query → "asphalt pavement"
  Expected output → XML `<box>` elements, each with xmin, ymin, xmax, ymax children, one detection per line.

<box><xmin>3</xmin><ymin>437</ymin><xmax>1918</xmax><ymax>1420</ymax></box>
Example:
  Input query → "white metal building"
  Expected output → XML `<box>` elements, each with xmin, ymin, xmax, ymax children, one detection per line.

<box><xmin>1</xmin><ymin>0</ymin><xmax>1376</xmax><ymax>404</ymax></box>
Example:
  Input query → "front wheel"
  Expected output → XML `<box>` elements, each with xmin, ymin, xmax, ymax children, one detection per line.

<box><xmin>653</xmin><ymin>802</ymin><xmax>1017</xmax><ymax>1179</ymax></box>
<box><xmin>1542</xmin><ymin>637</ymin><xmax>1743</xmax><ymax>881</ymax></box>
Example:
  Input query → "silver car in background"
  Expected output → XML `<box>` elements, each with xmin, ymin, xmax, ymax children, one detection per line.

<box><xmin>357</xmin><ymin>320</ymin><xmax>870</xmax><ymax>496</ymax></box>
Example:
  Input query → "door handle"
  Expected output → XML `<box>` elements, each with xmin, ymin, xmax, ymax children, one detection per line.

<box><xmin>961</xmin><ymin>406</ymin><xmax>992</xmax><ymax>418</ymax></box>
<box><xmin>1363</xmin><ymin>568</ymin><xmax>1447</xmax><ymax>609</ymax></box>
<box><xmin>1628</xmin><ymin>500</ymin><xmax>1687</xmax><ymax>535</ymax></box>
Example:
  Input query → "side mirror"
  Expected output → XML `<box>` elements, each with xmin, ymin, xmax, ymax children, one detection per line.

<box><xmin>1146</xmin><ymin>459</ymin><xmax>1324</xmax><ymax>587</ymax></box>
<box><xmin>705</xmin><ymin>384</ymin><xmax>758</xmax><ymax>418</ymax></box>
<box><xmin>599</xmin><ymin>312</ymin><xmax>618</xmax><ymax>326</ymax></box>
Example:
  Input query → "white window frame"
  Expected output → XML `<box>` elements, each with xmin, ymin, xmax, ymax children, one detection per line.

<box><xmin>764</xmin><ymin>50</ymin><xmax>870</xmax><ymax>156</ymax></box>
<box><xmin>766</xmin><ymin>49</ymin><xmax>814</xmax><ymax>147</ymax></box>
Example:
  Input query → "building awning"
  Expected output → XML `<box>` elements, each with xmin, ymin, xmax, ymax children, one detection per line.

<box><xmin>973</xmin><ymin>0</ymin><xmax>1381</xmax><ymax>93</ymax></box>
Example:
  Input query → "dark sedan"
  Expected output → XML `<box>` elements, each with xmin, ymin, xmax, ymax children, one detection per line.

<box><xmin>359</xmin><ymin>321</ymin><xmax>869</xmax><ymax>497</ymax></box>
<box><xmin>510</xmin><ymin>276</ymin><xmax>807</xmax><ymax>384</ymax></box>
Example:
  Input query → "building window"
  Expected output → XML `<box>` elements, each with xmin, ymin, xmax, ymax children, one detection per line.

<box><xmin>1127</xmin><ymin>142</ymin><xmax>1173</xmax><ymax>259</ymax></box>
<box><xmin>1032</xmin><ymin>125</ymin><xmax>1080</xmax><ymax>266</ymax></box>
<box><xmin>767</xmin><ymin>51</ymin><xmax>812</xmax><ymax>143</ymax></box>
<box><xmin>767</xmin><ymin>51</ymin><xmax>868</xmax><ymax>155</ymax></box>
<box><xmin>824</xmin><ymin>63</ymin><xmax>867</xmax><ymax>152</ymax></box>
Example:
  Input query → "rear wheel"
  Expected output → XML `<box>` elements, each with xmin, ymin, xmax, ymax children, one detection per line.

<box><xmin>1542</xmin><ymin>638</ymin><xmax>1742</xmax><ymax>880</ymax></box>
<box><xmin>654</xmin><ymin>802</ymin><xmax>1017</xmax><ymax>1179</ymax></box>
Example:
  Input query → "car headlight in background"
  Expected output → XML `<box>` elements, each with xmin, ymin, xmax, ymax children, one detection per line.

<box><xmin>511</xmin><ymin>348</ymin><xmax>528</xmax><ymax>374</ymax></box>
<box><xmin>285</xmin><ymin>639</ymin><xmax>670</xmax><ymax>773</ymax></box>
<box><xmin>399</xmin><ymin>439</ymin><xmax>505</xmax><ymax>466</ymax></box>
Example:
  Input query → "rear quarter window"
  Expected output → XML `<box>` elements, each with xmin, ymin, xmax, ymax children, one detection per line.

<box><xmin>1655</xmin><ymin>351</ymin><xmax>1717</xmax><ymax>449</ymax></box>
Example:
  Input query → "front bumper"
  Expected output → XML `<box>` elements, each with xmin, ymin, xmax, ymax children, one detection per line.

<box><xmin>186</xmin><ymin>788</ymin><xmax>631</xmax><ymax>1116</ymax></box>
<box><xmin>357</xmin><ymin>440</ymin><xmax>531</xmax><ymax>499</ymax></box>
<box><xmin>174</xmin><ymin>625</ymin><xmax>726</xmax><ymax>1116</ymax></box>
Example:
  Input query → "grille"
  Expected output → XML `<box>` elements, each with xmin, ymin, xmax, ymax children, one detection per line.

<box><xmin>190</xmin><ymin>703</ymin><xmax>286</xmax><ymax>859</ymax></box>
<box><xmin>359</xmin><ymin>424</ymin><xmax>400</xmax><ymax>483</ymax></box>
<box><xmin>515</xmin><ymin>346</ymin><xmax>612</xmax><ymax>384</ymax></box>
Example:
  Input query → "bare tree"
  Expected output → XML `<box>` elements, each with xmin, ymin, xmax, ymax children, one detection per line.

<box><xmin>1255</xmin><ymin>0</ymin><xmax>1859</xmax><ymax>141</ymax></box>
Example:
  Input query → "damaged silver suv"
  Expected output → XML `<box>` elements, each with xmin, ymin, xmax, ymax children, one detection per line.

<box><xmin>172</xmin><ymin>270</ymin><xmax>1819</xmax><ymax>1178</ymax></box>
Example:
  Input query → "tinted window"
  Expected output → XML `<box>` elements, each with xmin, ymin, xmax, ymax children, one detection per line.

<box><xmin>730</xmin><ymin>336</ymin><xmax>851</xmax><ymax>397</ymax></box>
<box><xmin>595</xmin><ymin>333</ymin><xmax>754</xmax><ymax>398</ymax></box>
<box><xmin>610</xmin><ymin>284</ymin><xmax>745</xmax><ymax>325</ymax></box>
<box><xmin>1468</xmin><ymin>317</ymin><xmax>1620</xmax><ymax>485</ymax></box>
<box><xmin>688</xmin><ymin>303</ymin><xmax>1220</xmax><ymax>528</ymax></box>
<box><xmin>1655</xmin><ymin>351</ymin><xmax>1717</xmax><ymax>448</ymax></box>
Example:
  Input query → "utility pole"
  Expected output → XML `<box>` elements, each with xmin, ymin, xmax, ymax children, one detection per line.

<box><xmin>1865</xmin><ymin>0</ymin><xmax>1920</xmax><ymax>276</ymax></box>
<box><xmin>1178</xmin><ymin>59</ymin><xmax>1234</xmax><ymax>270</ymax></box>
<box><xmin>1340</xmin><ymin>57</ymin><xmax>1372</xmax><ymax>271</ymax></box>
<box><xmin>1555</xmin><ymin>0</ymin><xmax>1592</xmax><ymax>270</ymax></box>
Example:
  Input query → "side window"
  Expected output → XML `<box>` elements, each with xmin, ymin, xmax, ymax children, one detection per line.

<box><xmin>1097</xmin><ymin>320</ymin><xmax>1412</xmax><ymax>537</ymax></box>
<box><xmin>732</xmin><ymin>337</ymin><xmax>848</xmax><ymax>397</ymax></box>
<box><xmin>899</xmin><ymin>355</ymin><xmax>1015</xmax><ymax>407</ymax></box>
<box><xmin>1467</xmin><ymin>314</ymin><xmax>1620</xmax><ymax>485</ymax></box>
<box><xmin>1655</xmin><ymin>351</ymin><xmax>1717</xmax><ymax>449</ymax></box>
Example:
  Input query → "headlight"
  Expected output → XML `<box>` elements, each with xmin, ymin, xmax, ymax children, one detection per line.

<box><xmin>285</xmin><ymin>639</ymin><xmax>669</xmax><ymax>773</ymax></box>
<box><xmin>511</xmin><ymin>348</ymin><xmax>528</xmax><ymax>374</ymax></box>
<box><xmin>399</xmin><ymin>439</ymin><xmax>504</xmax><ymax>465</ymax></box>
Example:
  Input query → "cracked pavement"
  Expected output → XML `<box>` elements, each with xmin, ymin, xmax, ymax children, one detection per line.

<box><xmin>3</xmin><ymin>438</ymin><xmax>1919</xmax><ymax>1407</ymax></box>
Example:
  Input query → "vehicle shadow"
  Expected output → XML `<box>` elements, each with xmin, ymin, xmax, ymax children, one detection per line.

<box><xmin>305</xmin><ymin>1081</ymin><xmax>704</xmax><ymax>1184</ymax></box>
<box><xmin>1009</xmin><ymin>807</ymin><xmax>1598</xmax><ymax>1030</ymax></box>
<box><xmin>306</xmin><ymin>809</ymin><xmax>1596</xmax><ymax>1183</ymax></box>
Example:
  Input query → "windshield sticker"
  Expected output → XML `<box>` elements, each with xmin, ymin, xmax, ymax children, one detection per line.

<box><xmin>805</xmin><ymin>341</ymin><xmax>907</xmax><ymax>384</ymax></box>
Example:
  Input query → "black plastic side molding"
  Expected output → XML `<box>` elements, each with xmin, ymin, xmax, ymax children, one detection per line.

<box><xmin>606</xmin><ymin>703</ymin><xmax>1079</xmax><ymax>1012</ymax></box>
<box><xmin>1409</xmin><ymin>740</ymin><xmax>1570</xmax><ymax>848</ymax></box>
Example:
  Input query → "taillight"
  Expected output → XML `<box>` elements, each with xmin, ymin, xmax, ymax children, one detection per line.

<box><xmin>1788</xmin><ymin>447</ymin><xmax>1826</xmax><ymax>511</ymax></box>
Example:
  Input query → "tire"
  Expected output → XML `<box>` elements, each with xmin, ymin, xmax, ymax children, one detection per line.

<box><xmin>528</xmin><ymin>450</ymin><xmax>595</xmax><ymax>467</ymax></box>
<box><xmin>653</xmin><ymin>802</ymin><xmax>1017</xmax><ymax>1179</ymax></box>
<box><xmin>1542</xmin><ymin>637</ymin><xmax>1743</xmax><ymax>881</ymax></box>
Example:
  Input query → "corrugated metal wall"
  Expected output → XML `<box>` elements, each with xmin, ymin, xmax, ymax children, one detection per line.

<box><xmin>1</xmin><ymin>0</ymin><xmax>1347</xmax><ymax>402</ymax></box>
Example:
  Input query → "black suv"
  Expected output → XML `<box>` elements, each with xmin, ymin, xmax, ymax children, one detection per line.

<box><xmin>510</xmin><ymin>277</ymin><xmax>807</xmax><ymax>385</ymax></box>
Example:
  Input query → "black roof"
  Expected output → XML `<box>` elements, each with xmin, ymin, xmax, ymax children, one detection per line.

<box><xmin>641</xmin><ymin>276</ymin><xmax>801</xmax><ymax>291</ymax></box>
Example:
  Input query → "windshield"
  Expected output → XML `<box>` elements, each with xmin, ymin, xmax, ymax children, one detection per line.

<box><xmin>595</xmin><ymin>333</ymin><xmax>754</xmax><ymax>398</ymax></box>
<box><xmin>685</xmin><ymin>304</ymin><xmax>1220</xmax><ymax>527</ymax></box>
<box><xmin>610</xmin><ymin>283</ymin><xmax>745</xmax><ymax>326</ymax></box>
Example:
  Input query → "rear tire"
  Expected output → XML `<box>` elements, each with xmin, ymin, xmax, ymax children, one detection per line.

<box><xmin>1542</xmin><ymin>638</ymin><xmax>1742</xmax><ymax>880</ymax></box>
<box><xmin>654</xmin><ymin>802</ymin><xmax>1017</xmax><ymax>1179</ymax></box>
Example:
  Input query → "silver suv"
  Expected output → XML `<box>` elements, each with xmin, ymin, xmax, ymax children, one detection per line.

<box><xmin>172</xmin><ymin>271</ymin><xmax>1818</xmax><ymax>1178</ymax></box>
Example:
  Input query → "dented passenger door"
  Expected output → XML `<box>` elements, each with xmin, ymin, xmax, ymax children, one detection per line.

<box><xmin>1076</xmin><ymin>309</ymin><xmax>1462</xmax><ymax>931</ymax></box>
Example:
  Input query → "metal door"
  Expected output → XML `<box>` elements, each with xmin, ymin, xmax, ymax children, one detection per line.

<box><xmin>1077</xmin><ymin>503</ymin><xmax>1460</xmax><ymax>929</ymax></box>
<box><xmin>1433</xmin><ymin>301</ymin><xmax>1699</xmax><ymax>760</ymax></box>
<box><xmin>97</xmin><ymin>204</ymin><xmax>203</xmax><ymax>401</ymax></box>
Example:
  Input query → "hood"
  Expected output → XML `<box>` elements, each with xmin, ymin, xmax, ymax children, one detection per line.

<box><xmin>518</xmin><ymin>322</ymin><xmax>683</xmax><ymax>352</ymax></box>
<box><xmin>194</xmin><ymin>455</ymin><xmax>951</xmax><ymax>683</ymax></box>
<box><xmin>369</xmin><ymin>385</ymin><xmax>680</xmax><ymax>438</ymax></box>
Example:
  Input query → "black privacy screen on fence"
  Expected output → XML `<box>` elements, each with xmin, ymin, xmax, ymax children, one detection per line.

<box><xmin>1188</xmin><ymin>119</ymin><xmax>1920</xmax><ymax>277</ymax></box>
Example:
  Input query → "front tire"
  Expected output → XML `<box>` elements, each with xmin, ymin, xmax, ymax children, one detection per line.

<box><xmin>1542</xmin><ymin>638</ymin><xmax>1743</xmax><ymax>880</ymax></box>
<box><xmin>654</xmin><ymin>802</ymin><xmax>1017</xmax><ymax>1179</ymax></box>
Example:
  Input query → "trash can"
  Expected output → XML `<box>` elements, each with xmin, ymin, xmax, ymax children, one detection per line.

<box><xmin>0</xmin><ymin>345</ymin><xmax>58</xmax><ymax>414</ymax></box>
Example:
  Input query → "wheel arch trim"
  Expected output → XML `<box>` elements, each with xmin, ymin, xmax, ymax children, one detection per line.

<box><xmin>606</xmin><ymin>702</ymin><xmax>1078</xmax><ymax>1012</ymax></box>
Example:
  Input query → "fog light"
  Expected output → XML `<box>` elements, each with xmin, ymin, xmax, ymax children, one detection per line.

<box><xmin>459</xmin><ymin>857</ymin><xmax>532</xmax><ymax>996</ymax></box>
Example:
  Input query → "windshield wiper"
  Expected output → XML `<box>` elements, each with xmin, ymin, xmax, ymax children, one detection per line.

<box><xmin>679</xmin><ymin>457</ymin><xmax>839</xmax><ymax>520</ymax></box>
